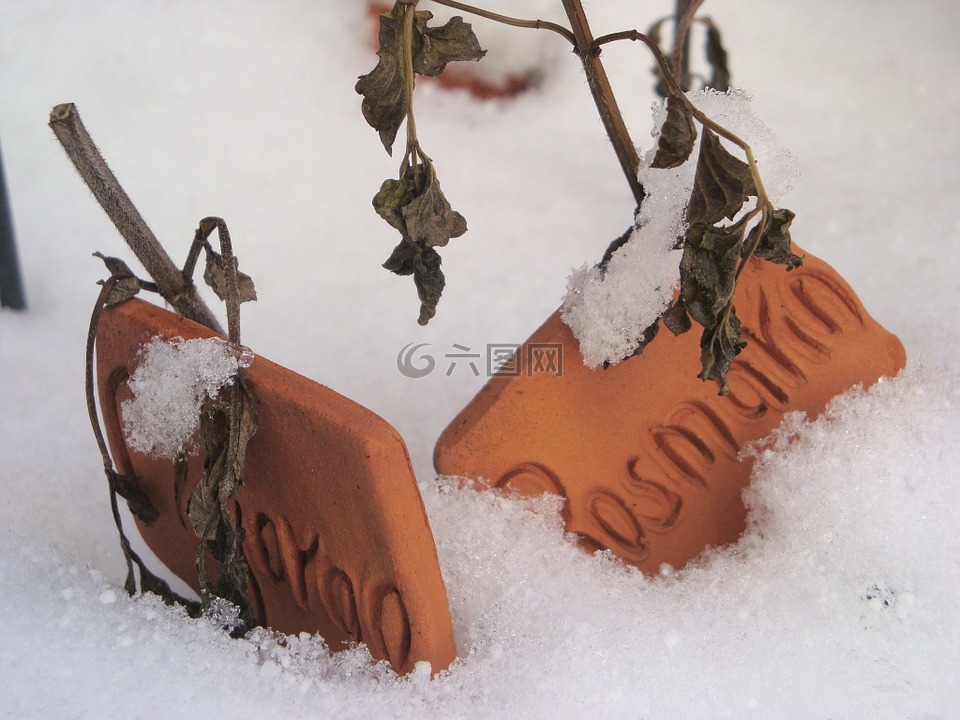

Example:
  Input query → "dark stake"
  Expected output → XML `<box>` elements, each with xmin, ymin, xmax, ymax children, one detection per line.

<box><xmin>0</xmin><ymin>139</ymin><xmax>27</xmax><ymax>310</ymax></box>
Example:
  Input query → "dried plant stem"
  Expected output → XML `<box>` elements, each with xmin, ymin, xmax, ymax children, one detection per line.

<box><xmin>195</xmin><ymin>218</ymin><xmax>242</xmax><ymax>345</ymax></box>
<box><xmin>85</xmin><ymin>274</ymin><xmax>201</xmax><ymax>612</ymax></box>
<box><xmin>424</xmin><ymin>0</ymin><xmax>643</xmax><ymax>208</ymax></box>
<box><xmin>49</xmin><ymin>103</ymin><xmax>223</xmax><ymax>334</ymax></box>
<box><xmin>428</xmin><ymin>0</ymin><xmax>576</xmax><ymax>44</ymax></box>
<box><xmin>559</xmin><ymin>0</ymin><xmax>644</xmax><ymax>209</ymax></box>
<box><xmin>402</xmin><ymin>2</ymin><xmax>420</xmax><ymax>163</ymax></box>
<box><xmin>593</xmin><ymin>29</ymin><xmax>771</xmax><ymax>208</ymax></box>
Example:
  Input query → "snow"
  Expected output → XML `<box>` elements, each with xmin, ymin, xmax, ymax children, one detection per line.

<box><xmin>562</xmin><ymin>88</ymin><xmax>800</xmax><ymax>366</ymax></box>
<box><xmin>121</xmin><ymin>335</ymin><xmax>243</xmax><ymax>458</ymax></box>
<box><xmin>2</xmin><ymin>1</ymin><xmax>959</xmax><ymax>718</ymax></box>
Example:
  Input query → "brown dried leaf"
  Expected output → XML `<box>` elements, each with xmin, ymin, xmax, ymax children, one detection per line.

<box><xmin>686</xmin><ymin>128</ymin><xmax>756</xmax><ymax>226</ymax></box>
<box><xmin>415</xmin><ymin>15</ymin><xmax>486</xmax><ymax>77</ymax></box>
<box><xmin>403</xmin><ymin>162</ymin><xmax>467</xmax><ymax>248</ymax></box>
<box><xmin>374</xmin><ymin>157</ymin><xmax>463</xmax><ymax>325</ymax></box>
<box><xmin>356</xmin><ymin>7</ymin><xmax>409</xmax><ymax>154</ymax></box>
<box><xmin>94</xmin><ymin>252</ymin><xmax>141</xmax><ymax>305</ymax></box>
<box><xmin>698</xmin><ymin>308</ymin><xmax>745</xmax><ymax>396</ymax></box>
<box><xmin>662</xmin><ymin>298</ymin><xmax>693</xmax><ymax>336</ymax></box>
<box><xmin>189</xmin><ymin>378</ymin><xmax>258</xmax><ymax>634</ymax></box>
<box><xmin>374</xmin><ymin>159</ymin><xmax>466</xmax><ymax>249</ymax></box>
<box><xmin>746</xmin><ymin>208</ymin><xmax>803</xmax><ymax>270</ymax></box>
<box><xmin>412</xmin><ymin>245</ymin><xmax>444</xmax><ymax>326</ymax></box>
<box><xmin>203</xmin><ymin>249</ymin><xmax>257</xmax><ymax>303</ymax></box>
<box><xmin>652</xmin><ymin>95</ymin><xmax>698</xmax><ymax>169</ymax></box>
<box><xmin>679</xmin><ymin>221</ymin><xmax>745</xmax><ymax>327</ymax></box>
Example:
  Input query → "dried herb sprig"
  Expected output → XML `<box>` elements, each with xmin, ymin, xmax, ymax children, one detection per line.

<box><xmin>85</xmin><ymin>272</ymin><xmax>201</xmax><ymax>614</ymax></box>
<box><xmin>358</xmin><ymin>0</ymin><xmax>481</xmax><ymax>324</ymax></box>
<box><xmin>183</xmin><ymin>217</ymin><xmax>258</xmax><ymax>635</ymax></box>
<box><xmin>55</xmin><ymin>103</ymin><xmax>262</xmax><ymax>633</ymax></box>
<box><xmin>400</xmin><ymin>1</ymin><xmax>798</xmax><ymax>393</ymax></box>
<box><xmin>85</xmin><ymin>218</ymin><xmax>260</xmax><ymax>635</ymax></box>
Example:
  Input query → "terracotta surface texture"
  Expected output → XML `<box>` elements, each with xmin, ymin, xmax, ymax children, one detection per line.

<box><xmin>96</xmin><ymin>299</ymin><xmax>457</xmax><ymax>675</ymax></box>
<box><xmin>435</xmin><ymin>248</ymin><xmax>907</xmax><ymax>574</ymax></box>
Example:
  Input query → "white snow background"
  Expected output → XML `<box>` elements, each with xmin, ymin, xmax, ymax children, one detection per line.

<box><xmin>1</xmin><ymin>1</ymin><xmax>959</xmax><ymax>718</ymax></box>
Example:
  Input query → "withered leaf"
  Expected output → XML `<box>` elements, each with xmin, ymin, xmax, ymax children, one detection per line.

<box><xmin>373</xmin><ymin>176</ymin><xmax>417</xmax><ymax>238</ymax></box>
<box><xmin>403</xmin><ymin>162</ymin><xmax>467</xmax><ymax>248</ymax></box>
<box><xmin>375</xmin><ymin>157</ymin><xmax>464</xmax><ymax>325</ymax></box>
<box><xmin>373</xmin><ymin>155</ymin><xmax>467</xmax><ymax>247</ymax></box>
<box><xmin>746</xmin><ymin>208</ymin><xmax>803</xmax><ymax>270</ymax></box>
<box><xmin>190</xmin><ymin>384</ymin><xmax>257</xmax><ymax>544</ymax></box>
<box><xmin>382</xmin><ymin>240</ymin><xmax>445</xmax><ymax>325</ymax></box>
<box><xmin>662</xmin><ymin>298</ymin><xmax>693</xmax><ymax>336</ymax></box>
<box><xmin>374</xmin><ymin>160</ymin><xmax>466</xmax><ymax>248</ymax></box>
<box><xmin>413</xmin><ymin>245</ymin><xmax>444</xmax><ymax>326</ymax></box>
<box><xmin>679</xmin><ymin>221</ymin><xmax>745</xmax><ymax>327</ymax></box>
<box><xmin>109</xmin><ymin>469</ymin><xmax>159</xmax><ymax>525</ymax></box>
<box><xmin>189</xmin><ymin>378</ymin><xmax>258</xmax><ymax>634</ymax></box>
<box><xmin>698</xmin><ymin>309</ymin><xmax>745</xmax><ymax>395</ymax></box>
<box><xmin>652</xmin><ymin>95</ymin><xmax>698</xmax><ymax>169</ymax></box>
<box><xmin>415</xmin><ymin>15</ymin><xmax>486</xmax><ymax>77</ymax></box>
<box><xmin>383</xmin><ymin>237</ymin><xmax>417</xmax><ymax>276</ymax></box>
<box><xmin>94</xmin><ymin>252</ymin><xmax>141</xmax><ymax>305</ymax></box>
<box><xmin>358</xmin><ymin>8</ymin><xmax>485</xmax><ymax>154</ymax></box>
<box><xmin>687</xmin><ymin>128</ymin><xmax>757</xmax><ymax>226</ymax></box>
<box><xmin>356</xmin><ymin>8</ymin><xmax>410</xmax><ymax>154</ymax></box>
<box><xmin>203</xmin><ymin>249</ymin><xmax>257</xmax><ymax>303</ymax></box>
<box><xmin>704</xmin><ymin>21</ymin><xmax>732</xmax><ymax>91</ymax></box>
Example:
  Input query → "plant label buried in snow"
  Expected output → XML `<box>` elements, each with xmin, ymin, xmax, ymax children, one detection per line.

<box><xmin>65</xmin><ymin>146</ymin><xmax>457</xmax><ymax>672</ymax></box>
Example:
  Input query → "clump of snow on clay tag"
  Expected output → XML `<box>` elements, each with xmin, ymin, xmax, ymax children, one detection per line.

<box><xmin>562</xmin><ymin>89</ymin><xmax>800</xmax><ymax>367</ymax></box>
<box><xmin>121</xmin><ymin>336</ymin><xmax>253</xmax><ymax>459</ymax></box>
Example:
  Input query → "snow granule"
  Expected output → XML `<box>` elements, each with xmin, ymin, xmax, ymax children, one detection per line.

<box><xmin>562</xmin><ymin>88</ymin><xmax>800</xmax><ymax>367</ymax></box>
<box><xmin>120</xmin><ymin>335</ymin><xmax>243</xmax><ymax>459</ymax></box>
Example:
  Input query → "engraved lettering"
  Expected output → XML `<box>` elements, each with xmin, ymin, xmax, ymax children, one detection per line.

<box><xmin>583</xmin><ymin>489</ymin><xmax>647</xmax><ymax>562</ymax></box>
<box><xmin>321</xmin><ymin>568</ymin><xmax>361</xmax><ymax>641</ymax></box>
<box><xmin>788</xmin><ymin>271</ymin><xmax>864</xmax><ymax>337</ymax></box>
<box><xmin>496</xmin><ymin>462</ymin><xmax>566</xmax><ymax>498</ymax></box>
<box><xmin>740</xmin><ymin>287</ymin><xmax>807</xmax><ymax>387</ymax></box>
<box><xmin>378</xmin><ymin>588</ymin><xmax>412</xmax><ymax>672</ymax></box>
<box><xmin>649</xmin><ymin>426</ymin><xmax>712</xmax><ymax>488</ymax></box>
<box><xmin>625</xmin><ymin>460</ymin><xmax>683</xmax><ymax>530</ymax></box>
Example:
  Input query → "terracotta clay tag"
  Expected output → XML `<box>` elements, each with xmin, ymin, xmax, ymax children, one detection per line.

<box><xmin>96</xmin><ymin>299</ymin><xmax>457</xmax><ymax>675</ymax></box>
<box><xmin>435</xmin><ymin>248</ymin><xmax>907</xmax><ymax>574</ymax></box>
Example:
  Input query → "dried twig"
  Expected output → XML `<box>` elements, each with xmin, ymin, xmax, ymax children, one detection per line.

<box><xmin>560</xmin><ymin>0</ymin><xmax>645</xmax><ymax>209</ymax></box>
<box><xmin>49</xmin><ymin>103</ymin><xmax>223</xmax><ymax>333</ymax></box>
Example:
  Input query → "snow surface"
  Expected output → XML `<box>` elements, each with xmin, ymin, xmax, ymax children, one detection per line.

<box><xmin>122</xmin><ymin>335</ymin><xmax>243</xmax><ymax>458</ymax></box>
<box><xmin>1</xmin><ymin>1</ymin><xmax>959</xmax><ymax>718</ymax></box>
<box><xmin>562</xmin><ymin>88</ymin><xmax>799</xmax><ymax>366</ymax></box>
